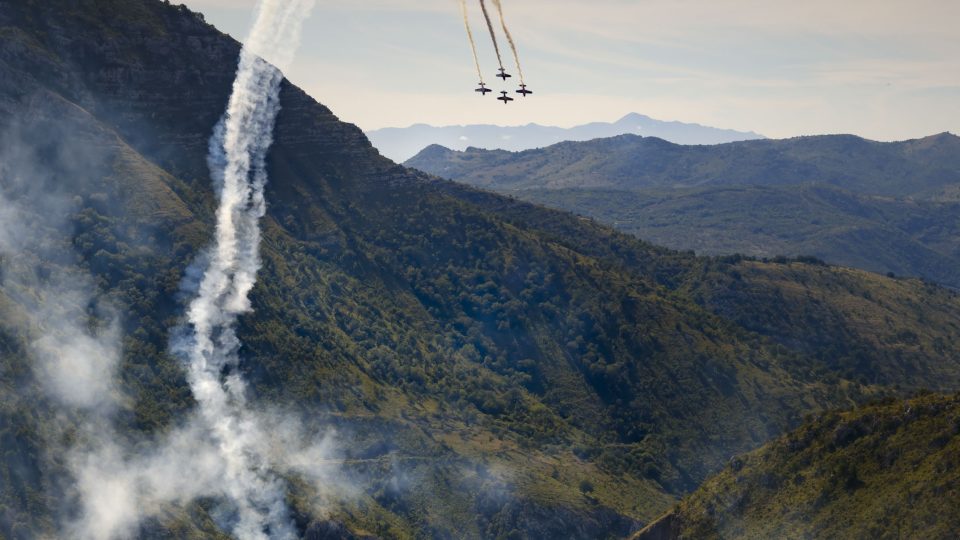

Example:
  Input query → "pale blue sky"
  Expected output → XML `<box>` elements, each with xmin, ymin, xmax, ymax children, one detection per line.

<box><xmin>183</xmin><ymin>0</ymin><xmax>959</xmax><ymax>141</ymax></box>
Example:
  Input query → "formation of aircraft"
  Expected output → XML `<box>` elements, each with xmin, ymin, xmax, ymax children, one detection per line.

<box><xmin>459</xmin><ymin>1</ymin><xmax>531</xmax><ymax>105</ymax></box>
<box><xmin>475</xmin><ymin>70</ymin><xmax>531</xmax><ymax>105</ymax></box>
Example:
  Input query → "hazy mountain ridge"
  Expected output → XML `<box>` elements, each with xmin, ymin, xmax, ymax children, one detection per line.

<box><xmin>1</xmin><ymin>1</ymin><xmax>959</xmax><ymax>538</ymax></box>
<box><xmin>366</xmin><ymin>113</ymin><xmax>765</xmax><ymax>162</ymax></box>
<box><xmin>406</xmin><ymin>132</ymin><xmax>960</xmax><ymax>196</ymax></box>
<box><xmin>406</xmin><ymin>134</ymin><xmax>960</xmax><ymax>287</ymax></box>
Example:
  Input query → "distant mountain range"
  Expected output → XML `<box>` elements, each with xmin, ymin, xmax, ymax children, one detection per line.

<box><xmin>407</xmin><ymin>133</ymin><xmax>960</xmax><ymax>288</ymax></box>
<box><xmin>366</xmin><ymin>113</ymin><xmax>765</xmax><ymax>162</ymax></box>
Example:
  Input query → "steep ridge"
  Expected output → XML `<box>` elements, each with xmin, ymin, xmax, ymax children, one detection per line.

<box><xmin>1</xmin><ymin>1</ymin><xmax>960</xmax><ymax>538</ymax></box>
<box><xmin>635</xmin><ymin>393</ymin><xmax>960</xmax><ymax>539</ymax></box>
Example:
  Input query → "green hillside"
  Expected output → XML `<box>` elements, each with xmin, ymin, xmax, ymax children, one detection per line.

<box><xmin>405</xmin><ymin>137</ymin><xmax>960</xmax><ymax>288</ymax></box>
<box><xmin>516</xmin><ymin>185</ymin><xmax>960</xmax><ymax>288</ymax></box>
<box><xmin>1</xmin><ymin>1</ymin><xmax>960</xmax><ymax>538</ymax></box>
<box><xmin>635</xmin><ymin>392</ymin><xmax>960</xmax><ymax>540</ymax></box>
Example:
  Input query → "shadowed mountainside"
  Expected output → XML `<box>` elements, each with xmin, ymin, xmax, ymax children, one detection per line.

<box><xmin>406</xmin><ymin>135</ymin><xmax>960</xmax><ymax>287</ymax></box>
<box><xmin>514</xmin><ymin>184</ymin><xmax>960</xmax><ymax>288</ymax></box>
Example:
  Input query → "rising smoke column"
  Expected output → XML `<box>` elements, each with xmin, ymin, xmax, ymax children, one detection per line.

<box><xmin>490</xmin><ymin>0</ymin><xmax>524</xmax><ymax>83</ymax></box>
<box><xmin>177</xmin><ymin>0</ymin><xmax>315</xmax><ymax>538</ymax></box>
<box><xmin>458</xmin><ymin>0</ymin><xmax>484</xmax><ymax>82</ymax></box>
<box><xmin>477</xmin><ymin>0</ymin><xmax>504</xmax><ymax>72</ymax></box>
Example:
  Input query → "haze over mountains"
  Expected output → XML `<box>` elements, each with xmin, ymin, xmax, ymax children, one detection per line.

<box><xmin>1</xmin><ymin>1</ymin><xmax>960</xmax><ymax>539</ymax></box>
<box><xmin>366</xmin><ymin>113</ymin><xmax>765</xmax><ymax>162</ymax></box>
<box><xmin>407</xmin><ymin>133</ymin><xmax>960</xmax><ymax>288</ymax></box>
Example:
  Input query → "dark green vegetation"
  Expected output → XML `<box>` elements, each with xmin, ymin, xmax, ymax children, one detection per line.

<box><xmin>1</xmin><ymin>1</ymin><xmax>960</xmax><ymax>538</ymax></box>
<box><xmin>406</xmin><ymin>134</ymin><xmax>960</xmax><ymax>288</ymax></box>
<box><xmin>514</xmin><ymin>185</ymin><xmax>960</xmax><ymax>289</ymax></box>
<box><xmin>635</xmin><ymin>393</ymin><xmax>960</xmax><ymax>540</ymax></box>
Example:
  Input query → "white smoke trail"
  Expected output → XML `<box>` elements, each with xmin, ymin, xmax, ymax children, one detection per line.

<box><xmin>176</xmin><ymin>0</ymin><xmax>316</xmax><ymax>538</ymax></box>
<box><xmin>490</xmin><ymin>0</ymin><xmax>524</xmax><ymax>84</ymax></box>
<box><xmin>458</xmin><ymin>0</ymin><xmax>484</xmax><ymax>83</ymax></box>
<box><xmin>477</xmin><ymin>0</ymin><xmax>505</xmax><ymax>71</ymax></box>
<box><xmin>0</xmin><ymin>3</ymin><xmax>344</xmax><ymax>538</ymax></box>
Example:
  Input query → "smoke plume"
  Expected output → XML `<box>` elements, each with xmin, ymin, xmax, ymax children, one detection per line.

<box><xmin>0</xmin><ymin>107</ymin><xmax>123</xmax><ymax>418</ymax></box>
<box><xmin>490</xmin><ymin>0</ymin><xmax>524</xmax><ymax>83</ymax></box>
<box><xmin>459</xmin><ymin>0</ymin><xmax>484</xmax><ymax>82</ymax></box>
<box><xmin>173</xmin><ymin>0</ymin><xmax>318</xmax><ymax>538</ymax></box>
<box><xmin>477</xmin><ymin>0</ymin><xmax>504</xmax><ymax>71</ymax></box>
<box><xmin>0</xmin><ymin>1</ymin><xmax>354</xmax><ymax>538</ymax></box>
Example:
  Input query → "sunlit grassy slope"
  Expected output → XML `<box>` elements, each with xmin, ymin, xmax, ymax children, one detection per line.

<box><xmin>635</xmin><ymin>393</ymin><xmax>960</xmax><ymax>540</ymax></box>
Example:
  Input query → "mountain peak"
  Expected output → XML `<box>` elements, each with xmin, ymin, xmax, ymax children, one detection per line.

<box><xmin>367</xmin><ymin>113</ymin><xmax>765</xmax><ymax>162</ymax></box>
<box><xmin>415</xmin><ymin>143</ymin><xmax>455</xmax><ymax>158</ymax></box>
<box><xmin>616</xmin><ymin>112</ymin><xmax>653</xmax><ymax>124</ymax></box>
<box><xmin>921</xmin><ymin>131</ymin><xmax>959</xmax><ymax>142</ymax></box>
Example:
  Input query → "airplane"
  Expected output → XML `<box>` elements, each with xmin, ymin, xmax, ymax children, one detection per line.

<box><xmin>516</xmin><ymin>84</ymin><xmax>533</xmax><ymax>97</ymax></box>
<box><xmin>497</xmin><ymin>91</ymin><xmax>514</xmax><ymax>104</ymax></box>
<box><xmin>475</xmin><ymin>82</ymin><xmax>492</xmax><ymax>95</ymax></box>
<box><xmin>496</xmin><ymin>68</ymin><xmax>512</xmax><ymax>80</ymax></box>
